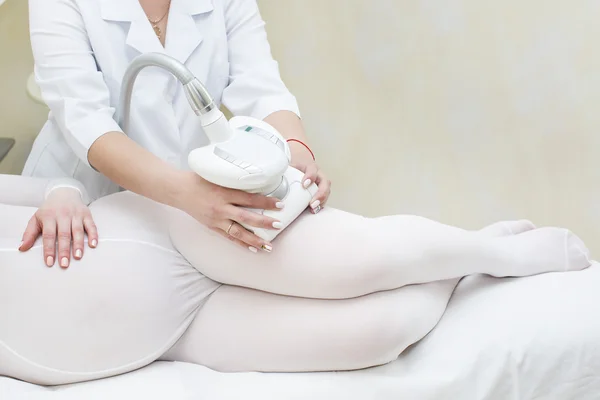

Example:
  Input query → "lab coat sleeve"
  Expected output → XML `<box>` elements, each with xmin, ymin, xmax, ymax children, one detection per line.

<box><xmin>221</xmin><ymin>0</ymin><xmax>301</xmax><ymax>120</ymax></box>
<box><xmin>29</xmin><ymin>0</ymin><xmax>123</xmax><ymax>167</ymax></box>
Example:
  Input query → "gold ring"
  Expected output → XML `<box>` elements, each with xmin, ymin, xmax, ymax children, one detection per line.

<box><xmin>226</xmin><ymin>222</ymin><xmax>235</xmax><ymax>235</ymax></box>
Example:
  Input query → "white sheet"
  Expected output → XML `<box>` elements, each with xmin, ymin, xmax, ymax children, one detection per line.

<box><xmin>3</xmin><ymin>264</ymin><xmax>600</xmax><ymax>400</ymax></box>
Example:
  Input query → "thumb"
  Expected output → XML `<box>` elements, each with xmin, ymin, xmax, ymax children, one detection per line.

<box><xmin>301</xmin><ymin>163</ymin><xmax>319</xmax><ymax>189</ymax></box>
<box><xmin>19</xmin><ymin>216</ymin><xmax>41</xmax><ymax>251</ymax></box>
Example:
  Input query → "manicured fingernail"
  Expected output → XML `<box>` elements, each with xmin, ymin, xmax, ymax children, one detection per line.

<box><xmin>91</xmin><ymin>239</ymin><xmax>97</xmax><ymax>248</ymax></box>
<box><xmin>311</xmin><ymin>200</ymin><xmax>320</xmax><ymax>210</ymax></box>
<box><xmin>46</xmin><ymin>256</ymin><xmax>54</xmax><ymax>267</ymax></box>
<box><xmin>18</xmin><ymin>241</ymin><xmax>24</xmax><ymax>250</ymax></box>
<box><xmin>272</xmin><ymin>221</ymin><xmax>283</xmax><ymax>229</ymax></box>
<box><xmin>312</xmin><ymin>205</ymin><xmax>322</xmax><ymax>214</ymax></box>
<box><xmin>60</xmin><ymin>257</ymin><xmax>69</xmax><ymax>268</ymax></box>
<box><xmin>303</xmin><ymin>179</ymin><xmax>312</xmax><ymax>188</ymax></box>
<box><xmin>248</xmin><ymin>246</ymin><xmax>258</xmax><ymax>253</ymax></box>
<box><xmin>75</xmin><ymin>249</ymin><xmax>82</xmax><ymax>259</ymax></box>
<box><xmin>276</xmin><ymin>202</ymin><xmax>285</xmax><ymax>209</ymax></box>
<box><xmin>261</xmin><ymin>244</ymin><xmax>273</xmax><ymax>253</ymax></box>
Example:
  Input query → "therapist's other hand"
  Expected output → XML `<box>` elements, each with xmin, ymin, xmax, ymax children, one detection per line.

<box><xmin>19</xmin><ymin>188</ymin><xmax>98</xmax><ymax>268</ymax></box>
<box><xmin>289</xmin><ymin>144</ymin><xmax>331</xmax><ymax>214</ymax></box>
<box><xmin>176</xmin><ymin>172</ymin><xmax>283</xmax><ymax>253</ymax></box>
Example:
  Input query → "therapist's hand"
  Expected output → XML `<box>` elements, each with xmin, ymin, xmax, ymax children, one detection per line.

<box><xmin>289</xmin><ymin>143</ymin><xmax>332</xmax><ymax>214</ymax></box>
<box><xmin>175</xmin><ymin>171</ymin><xmax>283</xmax><ymax>253</ymax></box>
<box><xmin>19</xmin><ymin>188</ymin><xmax>98</xmax><ymax>268</ymax></box>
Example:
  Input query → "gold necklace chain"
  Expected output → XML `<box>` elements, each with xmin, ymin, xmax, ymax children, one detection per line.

<box><xmin>147</xmin><ymin>0</ymin><xmax>171</xmax><ymax>39</ymax></box>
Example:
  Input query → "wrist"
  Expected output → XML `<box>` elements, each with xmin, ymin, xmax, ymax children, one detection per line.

<box><xmin>45</xmin><ymin>178</ymin><xmax>91</xmax><ymax>205</ymax></box>
<box><xmin>167</xmin><ymin>170</ymin><xmax>201</xmax><ymax>212</ymax></box>
<box><xmin>288</xmin><ymin>140</ymin><xmax>315</xmax><ymax>163</ymax></box>
<box><xmin>290</xmin><ymin>145</ymin><xmax>315</xmax><ymax>166</ymax></box>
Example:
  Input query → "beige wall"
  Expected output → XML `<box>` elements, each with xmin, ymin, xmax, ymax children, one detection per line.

<box><xmin>259</xmin><ymin>0</ymin><xmax>600</xmax><ymax>250</ymax></box>
<box><xmin>1</xmin><ymin>1</ymin><xmax>598</xmax><ymax>250</ymax></box>
<box><xmin>0</xmin><ymin>0</ymin><xmax>48</xmax><ymax>175</ymax></box>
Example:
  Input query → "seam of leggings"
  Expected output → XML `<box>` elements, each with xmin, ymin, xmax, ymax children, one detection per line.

<box><xmin>0</xmin><ymin>238</ymin><xmax>180</xmax><ymax>255</ymax></box>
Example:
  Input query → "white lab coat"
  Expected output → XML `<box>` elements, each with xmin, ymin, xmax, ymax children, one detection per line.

<box><xmin>23</xmin><ymin>0</ymin><xmax>300</xmax><ymax>201</ymax></box>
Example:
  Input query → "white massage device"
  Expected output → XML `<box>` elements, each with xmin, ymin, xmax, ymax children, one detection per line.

<box><xmin>118</xmin><ymin>53</ymin><xmax>318</xmax><ymax>241</ymax></box>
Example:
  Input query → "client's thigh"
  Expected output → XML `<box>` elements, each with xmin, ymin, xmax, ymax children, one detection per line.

<box><xmin>0</xmin><ymin>195</ymin><xmax>220</xmax><ymax>386</ymax></box>
<box><xmin>170</xmin><ymin>206</ymin><xmax>590</xmax><ymax>300</ymax></box>
<box><xmin>162</xmin><ymin>279</ymin><xmax>459</xmax><ymax>372</ymax></box>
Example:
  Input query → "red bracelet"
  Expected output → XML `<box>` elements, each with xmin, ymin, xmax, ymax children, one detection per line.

<box><xmin>286</xmin><ymin>139</ymin><xmax>316</xmax><ymax>161</ymax></box>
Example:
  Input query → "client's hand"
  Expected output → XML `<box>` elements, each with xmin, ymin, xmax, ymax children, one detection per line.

<box><xmin>175</xmin><ymin>171</ymin><xmax>284</xmax><ymax>253</ymax></box>
<box><xmin>289</xmin><ymin>142</ymin><xmax>331</xmax><ymax>214</ymax></box>
<box><xmin>19</xmin><ymin>188</ymin><xmax>98</xmax><ymax>268</ymax></box>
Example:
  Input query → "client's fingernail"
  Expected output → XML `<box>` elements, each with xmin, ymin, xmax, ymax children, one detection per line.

<box><xmin>75</xmin><ymin>249</ymin><xmax>82</xmax><ymax>259</ymax></box>
<box><xmin>60</xmin><ymin>257</ymin><xmax>69</xmax><ymax>268</ymax></box>
<box><xmin>311</xmin><ymin>200</ymin><xmax>321</xmax><ymax>210</ymax></box>
<box><xmin>272</xmin><ymin>221</ymin><xmax>283</xmax><ymax>229</ymax></box>
<box><xmin>46</xmin><ymin>256</ymin><xmax>54</xmax><ymax>267</ymax></box>
<box><xmin>303</xmin><ymin>179</ymin><xmax>312</xmax><ymax>188</ymax></box>
<box><xmin>276</xmin><ymin>202</ymin><xmax>285</xmax><ymax>209</ymax></box>
<box><xmin>91</xmin><ymin>239</ymin><xmax>97</xmax><ymax>248</ymax></box>
<box><xmin>18</xmin><ymin>241</ymin><xmax>24</xmax><ymax>250</ymax></box>
<box><xmin>312</xmin><ymin>205</ymin><xmax>322</xmax><ymax>214</ymax></box>
<box><xmin>248</xmin><ymin>246</ymin><xmax>258</xmax><ymax>253</ymax></box>
<box><xmin>261</xmin><ymin>244</ymin><xmax>273</xmax><ymax>253</ymax></box>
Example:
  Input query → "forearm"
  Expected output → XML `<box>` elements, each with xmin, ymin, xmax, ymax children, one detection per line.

<box><xmin>0</xmin><ymin>174</ymin><xmax>91</xmax><ymax>208</ymax></box>
<box><xmin>88</xmin><ymin>132</ymin><xmax>187</xmax><ymax>209</ymax></box>
<box><xmin>0</xmin><ymin>174</ymin><xmax>50</xmax><ymax>207</ymax></box>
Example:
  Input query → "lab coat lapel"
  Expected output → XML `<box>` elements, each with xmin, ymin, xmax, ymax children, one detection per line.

<box><xmin>100</xmin><ymin>0</ymin><xmax>165</xmax><ymax>56</ymax></box>
<box><xmin>165</xmin><ymin>0</ymin><xmax>214</xmax><ymax>65</ymax></box>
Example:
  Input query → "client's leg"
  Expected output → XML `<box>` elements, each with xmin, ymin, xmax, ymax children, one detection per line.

<box><xmin>169</xmin><ymin>208</ymin><xmax>591</xmax><ymax>299</ymax></box>
<box><xmin>161</xmin><ymin>219</ymin><xmax>536</xmax><ymax>372</ymax></box>
<box><xmin>478</xmin><ymin>220</ymin><xmax>536</xmax><ymax>236</ymax></box>
<box><xmin>162</xmin><ymin>278</ymin><xmax>460</xmax><ymax>372</ymax></box>
<box><xmin>0</xmin><ymin>196</ymin><xmax>220</xmax><ymax>386</ymax></box>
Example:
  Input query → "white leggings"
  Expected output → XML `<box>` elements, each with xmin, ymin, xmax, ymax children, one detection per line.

<box><xmin>0</xmin><ymin>175</ymin><xmax>591</xmax><ymax>385</ymax></box>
